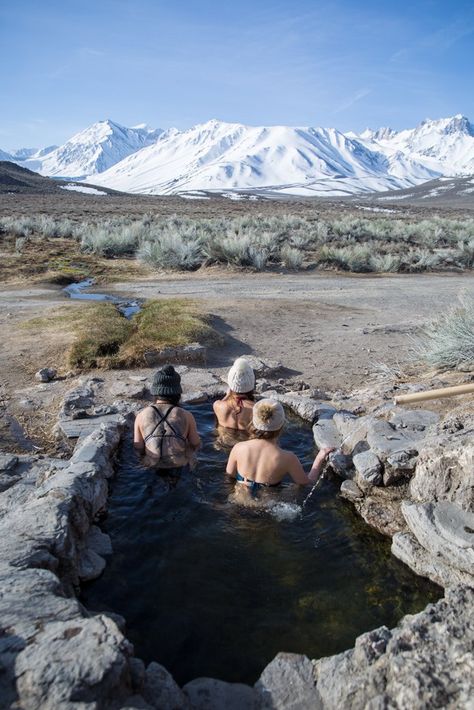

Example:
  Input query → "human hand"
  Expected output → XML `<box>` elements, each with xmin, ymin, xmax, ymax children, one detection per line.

<box><xmin>315</xmin><ymin>447</ymin><xmax>335</xmax><ymax>462</ymax></box>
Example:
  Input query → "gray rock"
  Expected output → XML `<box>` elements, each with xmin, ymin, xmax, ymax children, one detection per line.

<box><xmin>61</xmin><ymin>379</ymin><xmax>97</xmax><ymax>414</ymax></box>
<box><xmin>410</xmin><ymin>435</ymin><xmax>474</xmax><ymax>512</ymax></box>
<box><xmin>183</xmin><ymin>677</ymin><xmax>257</xmax><ymax>709</ymax></box>
<box><xmin>14</xmin><ymin>616</ymin><xmax>134</xmax><ymax>709</ymax></box>
<box><xmin>314</xmin><ymin>586</ymin><xmax>474</xmax><ymax>709</ymax></box>
<box><xmin>0</xmin><ymin>453</ymin><xmax>18</xmax><ymax>473</ymax></box>
<box><xmin>256</xmin><ymin>652</ymin><xmax>322</xmax><ymax>709</ymax></box>
<box><xmin>181</xmin><ymin>391</ymin><xmax>208</xmax><ymax>404</ymax></box>
<box><xmin>340</xmin><ymin>480</ymin><xmax>363</xmax><ymax>501</ymax></box>
<box><xmin>388</xmin><ymin>407</ymin><xmax>439</xmax><ymax>431</ymax></box>
<box><xmin>58</xmin><ymin>412</ymin><xmax>125</xmax><ymax>440</ymax></box>
<box><xmin>383</xmin><ymin>450</ymin><xmax>418</xmax><ymax>486</ymax></box>
<box><xmin>265</xmin><ymin>392</ymin><xmax>336</xmax><ymax>423</ymax></box>
<box><xmin>35</xmin><ymin>367</ymin><xmax>57</xmax><ymax>382</ymax></box>
<box><xmin>109</xmin><ymin>380</ymin><xmax>149</xmax><ymax>399</ymax></box>
<box><xmin>333</xmin><ymin>413</ymin><xmax>374</xmax><ymax>451</ymax></box>
<box><xmin>238</xmin><ymin>355</ymin><xmax>284</xmax><ymax>377</ymax></box>
<box><xmin>328</xmin><ymin>451</ymin><xmax>354</xmax><ymax>478</ymax></box>
<box><xmin>392</xmin><ymin>532</ymin><xmax>473</xmax><ymax>587</ymax></box>
<box><xmin>353</xmin><ymin>451</ymin><xmax>382</xmax><ymax>490</ymax></box>
<box><xmin>143</xmin><ymin>661</ymin><xmax>188</xmax><ymax>709</ymax></box>
<box><xmin>77</xmin><ymin>547</ymin><xmax>106</xmax><ymax>581</ymax></box>
<box><xmin>313</xmin><ymin>419</ymin><xmax>342</xmax><ymax>450</ymax></box>
<box><xmin>366</xmin><ymin>419</ymin><xmax>419</xmax><ymax>460</ymax></box>
<box><xmin>86</xmin><ymin>524</ymin><xmax>113</xmax><ymax>556</ymax></box>
<box><xmin>402</xmin><ymin>501</ymin><xmax>474</xmax><ymax>575</ymax></box>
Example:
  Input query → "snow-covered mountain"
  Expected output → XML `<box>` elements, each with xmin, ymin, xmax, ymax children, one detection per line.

<box><xmin>18</xmin><ymin>120</ymin><xmax>163</xmax><ymax>179</ymax></box>
<box><xmin>0</xmin><ymin>148</ymin><xmax>14</xmax><ymax>161</ymax></box>
<box><xmin>89</xmin><ymin>119</ymin><xmax>438</xmax><ymax>197</ymax></box>
<box><xmin>356</xmin><ymin>114</ymin><xmax>474</xmax><ymax>177</ymax></box>
<box><xmin>3</xmin><ymin>114</ymin><xmax>472</xmax><ymax>196</ymax></box>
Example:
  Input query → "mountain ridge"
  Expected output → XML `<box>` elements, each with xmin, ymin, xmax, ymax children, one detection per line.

<box><xmin>6</xmin><ymin>114</ymin><xmax>473</xmax><ymax>197</ymax></box>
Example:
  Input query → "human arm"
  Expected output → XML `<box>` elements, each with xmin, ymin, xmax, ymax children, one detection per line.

<box><xmin>133</xmin><ymin>414</ymin><xmax>145</xmax><ymax>453</ymax></box>
<box><xmin>286</xmin><ymin>448</ymin><xmax>334</xmax><ymax>485</ymax></box>
<box><xmin>186</xmin><ymin>412</ymin><xmax>201</xmax><ymax>450</ymax></box>
<box><xmin>225</xmin><ymin>446</ymin><xmax>238</xmax><ymax>478</ymax></box>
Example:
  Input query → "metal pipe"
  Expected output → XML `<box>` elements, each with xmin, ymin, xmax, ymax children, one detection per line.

<box><xmin>394</xmin><ymin>383</ymin><xmax>474</xmax><ymax>405</ymax></box>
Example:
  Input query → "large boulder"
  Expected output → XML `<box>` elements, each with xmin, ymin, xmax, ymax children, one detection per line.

<box><xmin>183</xmin><ymin>677</ymin><xmax>258</xmax><ymax>709</ymax></box>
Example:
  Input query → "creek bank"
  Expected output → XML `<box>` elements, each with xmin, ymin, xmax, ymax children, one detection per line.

<box><xmin>0</xmin><ymin>361</ymin><xmax>473</xmax><ymax>708</ymax></box>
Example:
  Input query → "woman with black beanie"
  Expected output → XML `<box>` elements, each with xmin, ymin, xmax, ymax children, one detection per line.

<box><xmin>134</xmin><ymin>365</ymin><xmax>200</xmax><ymax>472</ymax></box>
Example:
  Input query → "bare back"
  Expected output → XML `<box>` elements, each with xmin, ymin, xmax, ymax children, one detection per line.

<box><xmin>226</xmin><ymin>438</ymin><xmax>308</xmax><ymax>486</ymax></box>
<box><xmin>213</xmin><ymin>397</ymin><xmax>254</xmax><ymax>431</ymax></box>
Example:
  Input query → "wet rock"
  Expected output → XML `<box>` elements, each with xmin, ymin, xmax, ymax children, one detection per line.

<box><xmin>328</xmin><ymin>451</ymin><xmax>354</xmax><ymax>478</ymax></box>
<box><xmin>183</xmin><ymin>677</ymin><xmax>257</xmax><ymax>709</ymax></box>
<box><xmin>77</xmin><ymin>547</ymin><xmax>106</xmax><ymax>581</ymax></box>
<box><xmin>351</xmin><ymin>486</ymin><xmax>408</xmax><ymax>537</ymax></box>
<box><xmin>86</xmin><ymin>524</ymin><xmax>113</xmax><ymax>556</ymax></box>
<box><xmin>313</xmin><ymin>418</ymin><xmax>342</xmax><ymax>449</ymax></box>
<box><xmin>353</xmin><ymin>450</ymin><xmax>382</xmax><ymax>490</ymax></box>
<box><xmin>402</xmin><ymin>501</ymin><xmax>474</xmax><ymax>575</ymax></box>
<box><xmin>340</xmin><ymin>480</ymin><xmax>363</xmax><ymax>501</ymax></box>
<box><xmin>392</xmin><ymin>532</ymin><xmax>473</xmax><ymax>587</ymax></box>
<box><xmin>35</xmin><ymin>367</ymin><xmax>57</xmax><ymax>383</ymax></box>
<box><xmin>410</xmin><ymin>435</ymin><xmax>474</xmax><ymax>512</ymax></box>
<box><xmin>256</xmin><ymin>652</ymin><xmax>322</xmax><ymax>709</ymax></box>
<box><xmin>314</xmin><ymin>586</ymin><xmax>474</xmax><ymax>709</ymax></box>
<box><xmin>143</xmin><ymin>661</ymin><xmax>188</xmax><ymax>709</ymax></box>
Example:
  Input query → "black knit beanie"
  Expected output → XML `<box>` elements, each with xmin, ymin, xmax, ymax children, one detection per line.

<box><xmin>150</xmin><ymin>365</ymin><xmax>182</xmax><ymax>397</ymax></box>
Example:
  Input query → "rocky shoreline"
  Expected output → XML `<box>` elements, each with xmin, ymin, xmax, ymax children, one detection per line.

<box><xmin>1</xmin><ymin>358</ymin><xmax>473</xmax><ymax>709</ymax></box>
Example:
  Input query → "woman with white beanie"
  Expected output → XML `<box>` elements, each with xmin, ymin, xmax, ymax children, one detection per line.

<box><xmin>226</xmin><ymin>398</ymin><xmax>334</xmax><ymax>491</ymax></box>
<box><xmin>213</xmin><ymin>357</ymin><xmax>256</xmax><ymax>430</ymax></box>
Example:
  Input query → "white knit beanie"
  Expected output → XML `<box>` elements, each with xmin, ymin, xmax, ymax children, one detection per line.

<box><xmin>253</xmin><ymin>398</ymin><xmax>286</xmax><ymax>432</ymax></box>
<box><xmin>227</xmin><ymin>357</ymin><xmax>255</xmax><ymax>393</ymax></box>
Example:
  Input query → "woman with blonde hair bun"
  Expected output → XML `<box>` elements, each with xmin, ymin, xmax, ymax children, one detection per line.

<box><xmin>226</xmin><ymin>399</ymin><xmax>333</xmax><ymax>491</ymax></box>
<box><xmin>213</xmin><ymin>357</ymin><xmax>256</xmax><ymax>431</ymax></box>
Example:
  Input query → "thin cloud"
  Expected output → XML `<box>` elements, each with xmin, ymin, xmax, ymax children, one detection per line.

<box><xmin>335</xmin><ymin>89</ymin><xmax>371</xmax><ymax>114</ymax></box>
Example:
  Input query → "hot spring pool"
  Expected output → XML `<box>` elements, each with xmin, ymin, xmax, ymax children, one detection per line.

<box><xmin>81</xmin><ymin>403</ymin><xmax>440</xmax><ymax>685</ymax></box>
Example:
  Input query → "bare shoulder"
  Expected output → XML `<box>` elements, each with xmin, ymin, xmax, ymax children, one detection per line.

<box><xmin>282</xmin><ymin>449</ymin><xmax>299</xmax><ymax>466</ymax></box>
<box><xmin>135</xmin><ymin>405</ymin><xmax>152</xmax><ymax>421</ymax></box>
<box><xmin>213</xmin><ymin>399</ymin><xmax>226</xmax><ymax>413</ymax></box>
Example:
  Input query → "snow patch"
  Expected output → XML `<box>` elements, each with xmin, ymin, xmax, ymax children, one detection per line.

<box><xmin>60</xmin><ymin>184</ymin><xmax>107</xmax><ymax>195</ymax></box>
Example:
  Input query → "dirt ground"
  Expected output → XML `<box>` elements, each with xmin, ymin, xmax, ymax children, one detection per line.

<box><xmin>1</xmin><ymin>269</ymin><xmax>473</xmax><ymax>451</ymax></box>
<box><xmin>2</xmin><ymin>270</ymin><xmax>473</xmax><ymax>388</ymax></box>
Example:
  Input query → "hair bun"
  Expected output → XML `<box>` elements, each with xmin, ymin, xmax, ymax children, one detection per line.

<box><xmin>258</xmin><ymin>403</ymin><xmax>274</xmax><ymax>423</ymax></box>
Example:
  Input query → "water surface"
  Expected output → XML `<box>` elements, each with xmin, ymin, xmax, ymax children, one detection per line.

<box><xmin>82</xmin><ymin>404</ymin><xmax>440</xmax><ymax>685</ymax></box>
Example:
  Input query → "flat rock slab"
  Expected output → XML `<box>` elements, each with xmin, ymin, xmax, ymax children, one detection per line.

<box><xmin>58</xmin><ymin>413</ymin><xmax>125</xmax><ymax>439</ymax></box>
<box><xmin>366</xmin><ymin>419</ymin><xmax>420</xmax><ymax>459</ymax></box>
<box><xmin>340</xmin><ymin>479</ymin><xmax>363</xmax><ymax>500</ymax></box>
<box><xmin>392</xmin><ymin>531</ymin><xmax>473</xmax><ymax>588</ymax></box>
<box><xmin>388</xmin><ymin>407</ymin><xmax>439</xmax><ymax>431</ymax></box>
<box><xmin>402</xmin><ymin>501</ymin><xmax>474</xmax><ymax>575</ymax></box>
<box><xmin>239</xmin><ymin>355</ymin><xmax>284</xmax><ymax>377</ymax></box>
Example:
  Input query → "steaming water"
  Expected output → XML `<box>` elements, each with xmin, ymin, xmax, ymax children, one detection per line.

<box><xmin>82</xmin><ymin>404</ymin><xmax>440</xmax><ymax>686</ymax></box>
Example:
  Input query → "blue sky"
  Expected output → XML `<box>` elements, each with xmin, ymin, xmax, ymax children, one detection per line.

<box><xmin>1</xmin><ymin>0</ymin><xmax>473</xmax><ymax>149</ymax></box>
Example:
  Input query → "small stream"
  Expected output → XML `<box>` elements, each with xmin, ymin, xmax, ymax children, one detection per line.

<box><xmin>64</xmin><ymin>279</ymin><xmax>141</xmax><ymax>318</ymax></box>
<box><xmin>81</xmin><ymin>404</ymin><xmax>441</xmax><ymax>686</ymax></box>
